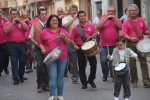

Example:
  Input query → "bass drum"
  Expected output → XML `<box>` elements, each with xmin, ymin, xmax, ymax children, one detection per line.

<box><xmin>136</xmin><ymin>39</ymin><xmax>150</xmax><ymax>57</ymax></box>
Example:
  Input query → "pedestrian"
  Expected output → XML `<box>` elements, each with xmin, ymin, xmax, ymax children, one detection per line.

<box><xmin>62</xmin><ymin>4</ymin><xmax>79</xmax><ymax>84</ymax></box>
<box><xmin>107</xmin><ymin>36</ymin><xmax>137</xmax><ymax>100</ymax></box>
<box><xmin>96</xmin><ymin>6</ymin><xmax>122</xmax><ymax>81</ymax></box>
<box><xmin>3</xmin><ymin>8</ymin><xmax>28</xmax><ymax>85</ymax></box>
<box><xmin>0</xmin><ymin>9</ymin><xmax>9</xmax><ymax>76</ymax></box>
<box><xmin>122</xmin><ymin>4</ymin><xmax>150</xmax><ymax>88</ymax></box>
<box><xmin>93</xmin><ymin>9</ymin><xmax>102</xmax><ymax>44</ymax></box>
<box><xmin>120</xmin><ymin>8</ymin><xmax>128</xmax><ymax>22</ymax></box>
<box><xmin>63</xmin><ymin>10</ymin><xmax>69</xmax><ymax>17</ymax></box>
<box><xmin>29</xmin><ymin>8</ymin><xmax>49</xmax><ymax>92</ymax></box>
<box><xmin>38</xmin><ymin>14</ymin><xmax>70</xmax><ymax>100</ymax></box>
<box><xmin>70</xmin><ymin>10</ymin><xmax>98</xmax><ymax>89</ymax></box>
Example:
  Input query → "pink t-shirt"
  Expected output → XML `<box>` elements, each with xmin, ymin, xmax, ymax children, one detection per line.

<box><xmin>24</xmin><ymin>21</ymin><xmax>32</xmax><ymax>40</ymax></box>
<box><xmin>70</xmin><ymin>21</ymin><xmax>97</xmax><ymax>45</ymax></box>
<box><xmin>3</xmin><ymin>21</ymin><xmax>27</xmax><ymax>43</ymax></box>
<box><xmin>31</xmin><ymin>16</ymin><xmax>49</xmax><ymax>24</ymax></box>
<box><xmin>0</xmin><ymin>18</ymin><xmax>7</xmax><ymax>44</ymax></box>
<box><xmin>38</xmin><ymin>28</ymin><xmax>69</xmax><ymax>60</ymax></box>
<box><xmin>98</xmin><ymin>17</ymin><xmax>122</xmax><ymax>47</ymax></box>
<box><xmin>122</xmin><ymin>17</ymin><xmax>148</xmax><ymax>42</ymax></box>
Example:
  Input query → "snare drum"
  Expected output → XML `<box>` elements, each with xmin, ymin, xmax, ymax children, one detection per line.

<box><xmin>43</xmin><ymin>47</ymin><xmax>61</xmax><ymax>66</ymax></box>
<box><xmin>81</xmin><ymin>40</ymin><xmax>99</xmax><ymax>57</ymax></box>
<box><xmin>136</xmin><ymin>39</ymin><xmax>150</xmax><ymax>57</ymax></box>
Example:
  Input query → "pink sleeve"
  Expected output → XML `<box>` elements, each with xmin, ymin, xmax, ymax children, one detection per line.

<box><xmin>142</xmin><ymin>19</ymin><xmax>148</xmax><ymax>33</ymax></box>
<box><xmin>3</xmin><ymin>22</ymin><xmax>9</xmax><ymax>30</ymax></box>
<box><xmin>97</xmin><ymin>17</ymin><xmax>105</xmax><ymax>24</ymax></box>
<box><xmin>122</xmin><ymin>21</ymin><xmax>129</xmax><ymax>36</ymax></box>
<box><xmin>38</xmin><ymin>31</ymin><xmax>44</xmax><ymax>45</ymax></box>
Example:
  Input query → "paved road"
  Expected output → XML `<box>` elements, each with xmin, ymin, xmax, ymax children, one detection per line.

<box><xmin>0</xmin><ymin>55</ymin><xmax>150</xmax><ymax>100</ymax></box>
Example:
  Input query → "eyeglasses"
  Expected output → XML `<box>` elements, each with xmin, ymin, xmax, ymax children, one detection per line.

<box><xmin>108</xmin><ymin>10</ymin><xmax>116</xmax><ymax>12</ymax></box>
<box><xmin>129</xmin><ymin>10</ymin><xmax>137</xmax><ymax>12</ymax></box>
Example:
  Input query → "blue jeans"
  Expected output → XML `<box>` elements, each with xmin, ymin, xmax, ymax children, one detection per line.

<box><xmin>8</xmin><ymin>42</ymin><xmax>26</xmax><ymax>80</ymax></box>
<box><xmin>100</xmin><ymin>46</ymin><xmax>115</xmax><ymax>78</ymax></box>
<box><xmin>47</xmin><ymin>59</ymin><xmax>67</xmax><ymax>96</ymax></box>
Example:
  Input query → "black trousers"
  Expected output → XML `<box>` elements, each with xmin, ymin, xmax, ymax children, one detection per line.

<box><xmin>77</xmin><ymin>48</ymin><xmax>97</xmax><ymax>85</ymax></box>
<box><xmin>34</xmin><ymin>46</ymin><xmax>48</xmax><ymax>88</ymax></box>
<box><xmin>114</xmin><ymin>71</ymin><xmax>131</xmax><ymax>98</ymax></box>
<box><xmin>0</xmin><ymin>42</ymin><xmax>9</xmax><ymax>73</ymax></box>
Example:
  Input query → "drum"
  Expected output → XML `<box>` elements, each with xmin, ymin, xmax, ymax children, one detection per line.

<box><xmin>43</xmin><ymin>47</ymin><xmax>61</xmax><ymax>66</ymax></box>
<box><xmin>81</xmin><ymin>40</ymin><xmax>99</xmax><ymax>57</ymax></box>
<box><xmin>136</xmin><ymin>39</ymin><xmax>150</xmax><ymax>57</ymax></box>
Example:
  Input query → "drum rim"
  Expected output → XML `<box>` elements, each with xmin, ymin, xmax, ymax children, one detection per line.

<box><xmin>136</xmin><ymin>39</ymin><xmax>150</xmax><ymax>52</ymax></box>
<box><xmin>81</xmin><ymin>40</ymin><xmax>96</xmax><ymax>50</ymax></box>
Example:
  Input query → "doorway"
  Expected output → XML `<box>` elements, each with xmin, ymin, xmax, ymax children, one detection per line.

<box><xmin>134</xmin><ymin>0</ymin><xmax>141</xmax><ymax>17</ymax></box>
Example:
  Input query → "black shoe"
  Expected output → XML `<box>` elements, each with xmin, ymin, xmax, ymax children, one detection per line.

<box><xmin>44</xmin><ymin>87</ymin><xmax>49</xmax><ymax>91</ymax></box>
<box><xmin>4</xmin><ymin>69</ymin><xmax>9</xmax><ymax>74</ymax></box>
<box><xmin>64</xmin><ymin>73</ymin><xmax>68</xmax><ymax>77</ymax></box>
<box><xmin>20</xmin><ymin>76</ymin><xmax>24</xmax><ymax>82</ymax></box>
<box><xmin>82</xmin><ymin>84</ymin><xmax>87</xmax><ymax>89</ymax></box>
<box><xmin>88</xmin><ymin>81</ymin><xmax>96</xmax><ymax>88</ymax></box>
<box><xmin>13</xmin><ymin>80</ymin><xmax>19</xmax><ymax>85</ymax></box>
<box><xmin>103</xmin><ymin>77</ymin><xmax>107</xmax><ymax>81</ymax></box>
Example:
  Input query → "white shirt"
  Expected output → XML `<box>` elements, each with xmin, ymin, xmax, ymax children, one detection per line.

<box><xmin>110</xmin><ymin>49</ymin><xmax>138</xmax><ymax>61</ymax></box>
<box><xmin>62</xmin><ymin>16</ymin><xmax>79</xmax><ymax>26</ymax></box>
<box><xmin>28</xmin><ymin>20</ymin><xmax>47</xmax><ymax>38</ymax></box>
<box><xmin>93</xmin><ymin>17</ymin><xmax>100</xmax><ymax>25</ymax></box>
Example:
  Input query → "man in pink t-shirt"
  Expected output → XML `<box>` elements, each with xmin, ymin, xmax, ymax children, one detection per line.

<box><xmin>71</xmin><ymin>10</ymin><xmax>97</xmax><ymax>89</ymax></box>
<box><xmin>96</xmin><ymin>6</ymin><xmax>122</xmax><ymax>81</ymax></box>
<box><xmin>0</xmin><ymin>9</ymin><xmax>9</xmax><ymax>76</ymax></box>
<box><xmin>122</xmin><ymin>4</ymin><xmax>150</xmax><ymax>88</ymax></box>
<box><xmin>22</xmin><ymin>11</ymin><xmax>34</xmax><ymax>73</ymax></box>
<box><xmin>3</xmin><ymin>9</ymin><xmax>28</xmax><ymax>85</ymax></box>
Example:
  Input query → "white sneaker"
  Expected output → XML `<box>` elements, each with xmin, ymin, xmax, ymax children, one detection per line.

<box><xmin>58</xmin><ymin>96</ymin><xmax>65</xmax><ymax>100</ymax></box>
<box><xmin>114</xmin><ymin>97</ymin><xmax>119</xmax><ymax>100</ymax></box>
<box><xmin>48</xmin><ymin>96</ymin><xmax>55</xmax><ymax>100</ymax></box>
<box><xmin>124</xmin><ymin>98</ymin><xmax>129</xmax><ymax>100</ymax></box>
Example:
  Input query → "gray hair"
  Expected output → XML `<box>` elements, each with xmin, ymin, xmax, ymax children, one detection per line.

<box><xmin>107</xmin><ymin>6</ymin><xmax>116</xmax><ymax>11</ymax></box>
<box><xmin>128</xmin><ymin>4</ymin><xmax>139</xmax><ymax>13</ymax></box>
<box><xmin>69</xmin><ymin>4</ymin><xmax>78</xmax><ymax>11</ymax></box>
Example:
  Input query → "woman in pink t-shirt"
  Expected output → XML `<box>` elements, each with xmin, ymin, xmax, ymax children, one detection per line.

<box><xmin>38</xmin><ymin>14</ymin><xmax>70</xmax><ymax>100</ymax></box>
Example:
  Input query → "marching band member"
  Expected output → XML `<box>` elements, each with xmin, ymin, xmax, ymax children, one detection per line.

<box><xmin>3</xmin><ymin>9</ymin><xmax>28</xmax><ymax>85</ymax></box>
<box><xmin>70</xmin><ymin>10</ymin><xmax>97</xmax><ymax>89</ymax></box>
<box><xmin>122</xmin><ymin>4</ymin><xmax>150</xmax><ymax>88</ymax></box>
<box><xmin>96</xmin><ymin>6</ymin><xmax>122</xmax><ymax>81</ymax></box>
<box><xmin>62</xmin><ymin>4</ymin><xmax>79</xmax><ymax>84</ymax></box>
<box><xmin>29</xmin><ymin>9</ymin><xmax>49</xmax><ymax>92</ymax></box>
<box><xmin>38</xmin><ymin>14</ymin><xmax>70</xmax><ymax>100</ymax></box>
<box><xmin>22</xmin><ymin>11</ymin><xmax>33</xmax><ymax>73</ymax></box>
<box><xmin>0</xmin><ymin>9</ymin><xmax>9</xmax><ymax>76</ymax></box>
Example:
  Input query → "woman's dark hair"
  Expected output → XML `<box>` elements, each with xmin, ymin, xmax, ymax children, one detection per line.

<box><xmin>125</xmin><ymin>8</ymin><xmax>128</xmax><ymax>13</ymax></box>
<box><xmin>116</xmin><ymin>36</ymin><xmax>126</xmax><ymax>43</ymax></box>
<box><xmin>77</xmin><ymin>10</ymin><xmax>86</xmax><ymax>18</ymax></box>
<box><xmin>46</xmin><ymin>14</ymin><xmax>62</xmax><ymax>28</ymax></box>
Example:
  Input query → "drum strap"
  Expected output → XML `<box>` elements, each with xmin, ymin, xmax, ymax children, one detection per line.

<box><xmin>58</xmin><ymin>30</ymin><xmax>61</xmax><ymax>46</ymax></box>
<box><xmin>77</xmin><ymin>24</ymin><xmax>87</xmax><ymax>42</ymax></box>
<box><xmin>128</xmin><ymin>19</ymin><xmax>142</xmax><ymax>38</ymax></box>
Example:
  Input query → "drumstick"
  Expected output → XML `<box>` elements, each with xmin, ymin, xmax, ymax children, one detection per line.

<box><xmin>85</xmin><ymin>35</ymin><xmax>93</xmax><ymax>42</ymax></box>
<box><xmin>47</xmin><ymin>35</ymin><xmax>61</xmax><ymax>43</ymax></box>
<box><xmin>107</xmin><ymin>46</ymin><xmax>109</xmax><ymax>55</ymax></box>
<box><xmin>121</xmin><ymin>55</ymin><xmax>138</xmax><ymax>60</ymax></box>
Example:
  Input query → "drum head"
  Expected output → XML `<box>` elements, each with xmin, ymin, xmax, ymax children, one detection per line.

<box><xmin>43</xmin><ymin>47</ymin><xmax>60</xmax><ymax>63</ymax></box>
<box><xmin>115</xmin><ymin>63</ymin><xmax>126</xmax><ymax>71</ymax></box>
<box><xmin>81</xmin><ymin>40</ymin><xmax>96</xmax><ymax>50</ymax></box>
<box><xmin>137</xmin><ymin>39</ymin><xmax>150</xmax><ymax>52</ymax></box>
